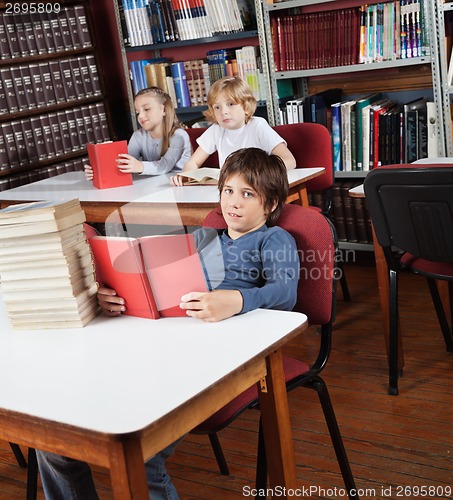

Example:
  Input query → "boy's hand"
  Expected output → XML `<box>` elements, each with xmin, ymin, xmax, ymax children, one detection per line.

<box><xmin>117</xmin><ymin>153</ymin><xmax>144</xmax><ymax>173</ymax></box>
<box><xmin>180</xmin><ymin>290</ymin><xmax>243</xmax><ymax>322</ymax></box>
<box><xmin>84</xmin><ymin>164</ymin><xmax>94</xmax><ymax>181</ymax></box>
<box><xmin>98</xmin><ymin>286</ymin><xmax>126</xmax><ymax>316</ymax></box>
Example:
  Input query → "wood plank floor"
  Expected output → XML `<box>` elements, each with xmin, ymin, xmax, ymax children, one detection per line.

<box><xmin>1</xmin><ymin>252</ymin><xmax>452</xmax><ymax>499</ymax></box>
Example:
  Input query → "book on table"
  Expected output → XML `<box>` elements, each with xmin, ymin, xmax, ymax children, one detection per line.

<box><xmin>88</xmin><ymin>233</ymin><xmax>208</xmax><ymax>319</ymax></box>
<box><xmin>178</xmin><ymin>167</ymin><xmax>220</xmax><ymax>185</ymax></box>
<box><xmin>0</xmin><ymin>199</ymin><xmax>99</xmax><ymax>329</ymax></box>
<box><xmin>86</xmin><ymin>140</ymin><xmax>131</xmax><ymax>189</ymax></box>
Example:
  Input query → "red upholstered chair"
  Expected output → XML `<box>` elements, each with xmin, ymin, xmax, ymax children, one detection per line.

<box><xmin>190</xmin><ymin>204</ymin><xmax>358</xmax><ymax>499</ymax></box>
<box><xmin>273</xmin><ymin>122</ymin><xmax>334</xmax><ymax>203</ymax></box>
<box><xmin>185</xmin><ymin>127</ymin><xmax>219</xmax><ymax>168</ymax></box>
<box><xmin>364</xmin><ymin>164</ymin><xmax>453</xmax><ymax>395</ymax></box>
<box><xmin>274</xmin><ymin>123</ymin><xmax>351</xmax><ymax>301</ymax></box>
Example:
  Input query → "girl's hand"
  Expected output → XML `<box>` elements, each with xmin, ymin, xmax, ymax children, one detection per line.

<box><xmin>97</xmin><ymin>286</ymin><xmax>126</xmax><ymax>316</ymax></box>
<box><xmin>117</xmin><ymin>154</ymin><xmax>144</xmax><ymax>174</ymax></box>
<box><xmin>84</xmin><ymin>164</ymin><xmax>94</xmax><ymax>181</ymax></box>
<box><xmin>180</xmin><ymin>290</ymin><xmax>243</xmax><ymax>322</ymax></box>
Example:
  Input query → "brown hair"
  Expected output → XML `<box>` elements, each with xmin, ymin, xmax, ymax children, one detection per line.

<box><xmin>218</xmin><ymin>148</ymin><xmax>288</xmax><ymax>225</ymax></box>
<box><xmin>134</xmin><ymin>87</ymin><xmax>183</xmax><ymax>156</ymax></box>
<box><xmin>203</xmin><ymin>76</ymin><xmax>257</xmax><ymax>124</ymax></box>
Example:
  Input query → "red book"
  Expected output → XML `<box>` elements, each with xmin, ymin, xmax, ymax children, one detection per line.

<box><xmin>86</xmin><ymin>140</ymin><xmax>131</xmax><ymax>189</ymax></box>
<box><xmin>88</xmin><ymin>234</ymin><xmax>208</xmax><ymax>319</ymax></box>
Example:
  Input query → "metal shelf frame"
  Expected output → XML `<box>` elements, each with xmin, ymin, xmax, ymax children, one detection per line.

<box><xmin>257</xmin><ymin>0</ymin><xmax>448</xmax><ymax>158</ymax></box>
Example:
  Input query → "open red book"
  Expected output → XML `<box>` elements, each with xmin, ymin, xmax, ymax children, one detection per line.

<box><xmin>88</xmin><ymin>234</ymin><xmax>208</xmax><ymax>319</ymax></box>
<box><xmin>87</xmin><ymin>140</ymin><xmax>132</xmax><ymax>189</ymax></box>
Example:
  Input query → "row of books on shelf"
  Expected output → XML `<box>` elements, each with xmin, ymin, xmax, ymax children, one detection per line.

<box><xmin>0</xmin><ymin>103</ymin><xmax>110</xmax><ymax>171</ymax></box>
<box><xmin>130</xmin><ymin>46</ymin><xmax>265</xmax><ymax>108</ymax></box>
<box><xmin>271</xmin><ymin>0</ymin><xmax>430</xmax><ymax>72</ymax></box>
<box><xmin>120</xmin><ymin>0</ymin><xmax>255</xmax><ymax>46</ymax></box>
<box><xmin>331</xmin><ymin>181</ymin><xmax>373</xmax><ymax>245</ymax></box>
<box><xmin>0</xmin><ymin>5</ymin><xmax>92</xmax><ymax>60</ymax></box>
<box><xmin>0</xmin><ymin>199</ymin><xmax>99</xmax><ymax>330</ymax></box>
<box><xmin>280</xmin><ymin>90</ymin><xmax>438</xmax><ymax>171</ymax></box>
<box><xmin>0</xmin><ymin>55</ymin><xmax>102</xmax><ymax>115</ymax></box>
<box><xmin>306</xmin><ymin>186</ymin><xmax>372</xmax><ymax>244</ymax></box>
<box><xmin>0</xmin><ymin>158</ymin><xmax>87</xmax><ymax>193</ymax></box>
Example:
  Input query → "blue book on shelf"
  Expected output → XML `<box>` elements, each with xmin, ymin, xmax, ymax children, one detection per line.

<box><xmin>170</xmin><ymin>62</ymin><xmax>191</xmax><ymax>107</ymax></box>
<box><xmin>331</xmin><ymin>102</ymin><xmax>342</xmax><ymax>172</ymax></box>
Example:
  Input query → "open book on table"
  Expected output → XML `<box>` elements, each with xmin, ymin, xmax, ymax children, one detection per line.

<box><xmin>88</xmin><ymin>234</ymin><xmax>208</xmax><ymax>319</ymax></box>
<box><xmin>178</xmin><ymin>167</ymin><xmax>220</xmax><ymax>185</ymax></box>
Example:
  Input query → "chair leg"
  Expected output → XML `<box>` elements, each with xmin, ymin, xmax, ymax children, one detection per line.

<box><xmin>26</xmin><ymin>448</ymin><xmax>38</xmax><ymax>500</ymax></box>
<box><xmin>312</xmin><ymin>377</ymin><xmax>359</xmax><ymax>500</ymax></box>
<box><xmin>208</xmin><ymin>433</ymin><xmax>230</xmax><ymax>476</ymax></box>
<box><xmin>9</xmin><ymin>443</ymin><xmax>27</xmax><ymax>468</ymax></box>
<box><xmin>255</xmin><ymin>418</ymin><xmax>267</xmax><ymax>499</ymax></box>
<box><xmin>336</xmin><ymin>255</ymin><xmax>351</xmax><ymax>302</ymax></box>
<box><xmin>426</xmin><ymin>278</ymin><xmax>453</xmax><ymax>352</ymax></box>
<box><xmin>389</xmin><ymin>269</ymin><xmax>400</xmax><ymax>395</ymax></box>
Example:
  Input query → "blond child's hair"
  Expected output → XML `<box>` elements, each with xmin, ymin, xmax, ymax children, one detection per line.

<box><xmin>134</xmin><ymin>87</ymin><xmax>183</xmax><ymax>156</ymax></box>
<box><xmin>203</xmin><ymin>76</ymin><xmax>257</xmax><ymax>124</ymax></box>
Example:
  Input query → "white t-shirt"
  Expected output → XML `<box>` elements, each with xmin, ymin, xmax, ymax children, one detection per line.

<box><xmin>196</xmin><ymin>116</ymin><xmax>286</xmax><ymax>167</ymax></box>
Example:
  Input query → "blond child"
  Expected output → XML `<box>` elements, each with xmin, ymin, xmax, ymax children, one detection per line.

<box><xmin>85</xmin><ymin>87</ymin><xmax>191</xmax><ymax>179</ymax></box>
<box><xmin>170</xmin><ymin>76</ymin><xmax>296</xmax><ymax>186</ymax></box>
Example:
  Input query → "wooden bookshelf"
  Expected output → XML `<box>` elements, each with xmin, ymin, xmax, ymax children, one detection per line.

<box><xmin>0</xmin><ymin>0</ymin><xmax>116</xmax><ymax>189</ymax></box>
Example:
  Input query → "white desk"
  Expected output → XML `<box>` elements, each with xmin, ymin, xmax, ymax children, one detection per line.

<box><xmin>0</xmin><ymin>302</ymin><xmax>307</xmax><ymax>498</ymax></box>
<box><xmin>0</xmin><ymin>169</ymin><xmax>325</xmax><ymax>226</ymax></box>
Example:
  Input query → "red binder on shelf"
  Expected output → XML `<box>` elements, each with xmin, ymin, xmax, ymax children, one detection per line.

<box><xmin>87</xmin><ymin>140</ymin><xmax>132</xmax><ymax>189</ymax></box>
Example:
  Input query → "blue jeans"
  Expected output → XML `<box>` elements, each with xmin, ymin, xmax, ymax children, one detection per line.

<box><xmin>36</xmin><ymin>439</ymin><xmax>181</xmax><ymax>500</ymax></box>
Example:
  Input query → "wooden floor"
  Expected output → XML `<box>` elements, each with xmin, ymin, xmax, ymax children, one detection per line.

<box><xmin>1</xmin><ymin>253</ymin><xmax>452</xmax><ymax>499</ymax></box>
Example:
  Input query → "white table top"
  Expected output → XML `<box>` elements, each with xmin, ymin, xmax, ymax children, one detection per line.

<box><xmin>0</xmin><ymin>300</ymin><xmax>306</xmax><ymax>435</ymax></box>
<box><xmin>0</xmin><ymin>169</ymin><xmax>324</xmax><ymax>205</ymax></box>
<box><xmin>348</xmin><ymin>184</ymin><xmax>364</xmax><ymax>197</ymax></box>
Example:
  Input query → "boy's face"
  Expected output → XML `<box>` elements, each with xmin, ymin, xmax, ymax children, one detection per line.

<box><xmin>212</xmin><ymin>91</ymin><xmax>247</xmax><ymax>129</ymax></box>
<box><xmin>134</xmin><ymin>94</ymin><xmax>165</xmax><ymax>134</ymax></box>
<box><xmin>220</xmin><ymin>174</ymin><xmax>276</xmax><ymax>240</ymax></box>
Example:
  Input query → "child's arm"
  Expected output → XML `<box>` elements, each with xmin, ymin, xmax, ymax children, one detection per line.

<box><xmin>170</xmin><ymin>146</ymin><xmax>209</xmax><ymax>186</ymax></box>
<box><xmin>271</xmin><ymin>143</ymin><xmax>297</xmax><ymax>170</ymax></box>
<box><xmin>117</xmin><ymin>154</ymin><xmax>144</xmax><ymax>173</ymax></box>
<box><xmin>180</xmin><ymin>290</ymin><xmax>243</xmax><ymax>322</ymax></box>
<box><xmin>97</xmin><ymin>286</ymin><xmax>126</xmax><ymax>316</ymax></box>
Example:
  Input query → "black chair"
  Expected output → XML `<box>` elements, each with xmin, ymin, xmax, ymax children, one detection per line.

<box><xmin>364</xmin><ymin>164</ymin><xmax>453</xmax><ymax>395</ymax></box>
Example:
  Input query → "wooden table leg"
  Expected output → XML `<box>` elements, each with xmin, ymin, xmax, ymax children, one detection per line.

<box><xmin>372</xmin><ymin>226</ymin><xmax>404</xmax><ymax>371</ymax></box>
<box><xmin>258</xmin><ymin>349</ymin><xmax>297</xmax><ymax>498</ymax></box>
<box><xmin>108</xmin><ymin>439</ymin><xmax>149</xmax><ymax>500</ymax></box>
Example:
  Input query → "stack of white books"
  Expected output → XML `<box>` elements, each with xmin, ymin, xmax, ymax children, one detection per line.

<box><xmin>0</xmin><ymin>199</ymin><xmax>99</xmax><ymax>329</ymax></box>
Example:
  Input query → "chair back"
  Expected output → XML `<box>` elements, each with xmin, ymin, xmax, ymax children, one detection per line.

<box><xmin>203</xmin><ymin>204</ymin><xmax>336</xmax><ymax>325</ymax></box>
<box><xmin>273</xmin><ymin>123</ymin><xmax>333</xmax><ymax>192</ymax></box>
<box><xmin>364</xmin><ymin>165</ymin><xmax>453</xmax><ymax>263</ymax></box>
<box><xmin>185</xmin><ymin>127</ymin><xmax>219</xmax><ymax>167</ymax></box>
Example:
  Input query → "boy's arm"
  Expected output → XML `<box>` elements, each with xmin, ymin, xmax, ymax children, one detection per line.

<box><xmin>180</xmin><ymin>290</ymin><xmax>243</xmax><ymax>322</ymax></box>
<box><xmin>271</xmin><ymin>142</ymin><xmax>297</xmax><ymax>170</ymax></box>
<box><xmin>240</xmin><ymin>231</ymin><xmax>299</xmax><ymax>313</ymax></box>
